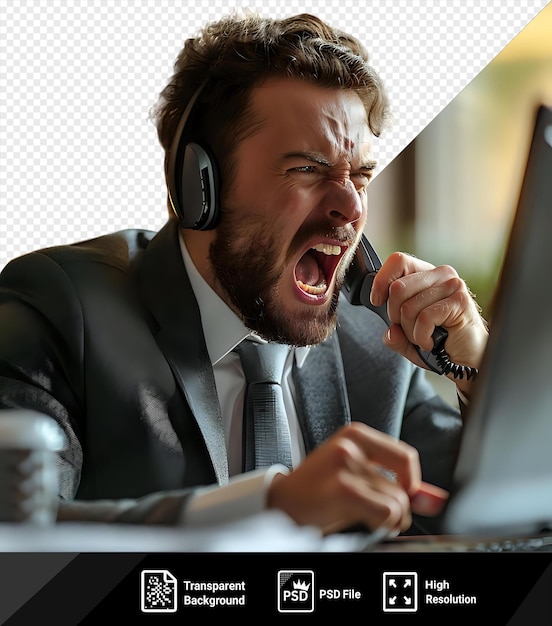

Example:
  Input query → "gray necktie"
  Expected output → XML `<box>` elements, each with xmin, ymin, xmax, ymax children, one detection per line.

<box><xmin>236</xmin><ymin>340</ymin><xmax>293</xmax><ymax>472</ymax></box>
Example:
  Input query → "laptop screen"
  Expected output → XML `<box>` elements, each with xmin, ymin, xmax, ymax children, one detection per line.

<box><xmin>442</xmin><ymin>103</ymin><xmax>552</xmax><ymax>536</ymax></box>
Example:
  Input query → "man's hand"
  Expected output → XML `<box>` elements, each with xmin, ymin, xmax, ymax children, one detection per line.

<box><xmin>369</xmin><ymin>252</ymin><xmax>489</xmax><ymax>398</ymax></box>
<box><xmin>266</xmin><ymin>422</ymin><xmax>448</xmax><ymax>536</ymax></box>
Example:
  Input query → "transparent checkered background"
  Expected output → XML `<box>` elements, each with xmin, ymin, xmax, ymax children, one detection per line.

<box><xmin>1</xmin><ymin>0</ymin><xmax>548</xmax><ymax>269</ymax></box>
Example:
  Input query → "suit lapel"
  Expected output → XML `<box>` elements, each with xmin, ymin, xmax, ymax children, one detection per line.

<box><xmin>136</xmin><ymin>219</ymin><xmax>352</xmax><ymax>475</ymax></box>
<box><xmin>137</xmin><ymin>219</ymin><xmax>228</xmax><ymax>484</ymax></box>
<box><xmin>293</xmin><ymin>332</ymin><xmax>351</xmax><ymax>453</ymax></box>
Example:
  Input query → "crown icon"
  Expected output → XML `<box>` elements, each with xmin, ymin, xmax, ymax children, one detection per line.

<box><xmin>293</xmin><ymin>580</ymin><xmax>311</xmax><ymax>591</ymax></box>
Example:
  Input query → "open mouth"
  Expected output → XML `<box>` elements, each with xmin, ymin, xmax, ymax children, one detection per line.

<box><xmin>294</xmin><ymin>242</ymin><xmax>346</xmax><ymax>296</ymax></box>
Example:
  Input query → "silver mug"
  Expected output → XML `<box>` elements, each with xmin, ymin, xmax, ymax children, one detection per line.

<box><xmin>0</xmin><ymin>410</ymin><xmax>66</xmax><ymax>524</ymax></box>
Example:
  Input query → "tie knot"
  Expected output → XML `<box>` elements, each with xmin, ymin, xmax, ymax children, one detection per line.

<box><xmin>235</xmin><ymin>341</ymin><xmax>289</xmax><ymax>385</ymax></box>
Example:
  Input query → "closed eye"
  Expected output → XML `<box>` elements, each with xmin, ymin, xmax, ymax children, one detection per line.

<box><xmin>288</xmin><ymin>166</ymin><xmax>372</xmax><ymax>194</ymax></box>
<box><xmin>351</xmin><ymin>172</ymin><xmax>372</xmax><ymax>192</ymax></box>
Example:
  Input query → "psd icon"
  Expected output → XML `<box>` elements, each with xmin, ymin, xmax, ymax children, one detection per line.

<box><xmin>278</xmin><ymin>570</ymin><xmax>315</xmax><ymax>613</ymax></box>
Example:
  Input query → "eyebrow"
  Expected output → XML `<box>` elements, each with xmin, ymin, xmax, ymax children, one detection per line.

<box><xmin>282</xmin><ymin>151</ymin><xmax>378</xmax><ymax>172</ymax></box>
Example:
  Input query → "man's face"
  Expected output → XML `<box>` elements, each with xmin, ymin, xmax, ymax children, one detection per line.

<box><xmin>210</xmin><ymin>77</ymin><xmax>376</xmax><ymax>346</ymax></box>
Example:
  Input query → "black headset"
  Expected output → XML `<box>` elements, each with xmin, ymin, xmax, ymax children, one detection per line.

<box><xmin>166</xmin><ymin>80</ymin><xmax>221</xmax><ymax>230</ymax></box>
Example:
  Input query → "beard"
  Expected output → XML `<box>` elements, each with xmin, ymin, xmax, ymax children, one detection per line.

<box><xmin>209</xmin><ymin>214</ymin><xmax>354</xmax><ymax>347</ymax></box>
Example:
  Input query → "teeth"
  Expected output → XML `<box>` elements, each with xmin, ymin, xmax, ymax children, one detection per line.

<box><xmin>312</xmin><ymin>243</ymin><xmax>342</xmax><ymax>256</ymax></box>
<box><xmin>297</xmin><ymin>280</ymin><xmax>327</xmax><ymax>295</ymax></box>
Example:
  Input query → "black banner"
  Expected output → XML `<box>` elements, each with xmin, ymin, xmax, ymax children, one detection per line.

<box><xmin>0</xmin><ymin>552</ymin><xmax>551</xmax><ymax>624</ymax></box>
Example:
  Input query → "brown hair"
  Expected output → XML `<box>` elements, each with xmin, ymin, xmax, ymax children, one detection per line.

<box><xmin>152</xmin><ymin>11</ymin><xmax>390</xmax><ymax>199</ymax></box>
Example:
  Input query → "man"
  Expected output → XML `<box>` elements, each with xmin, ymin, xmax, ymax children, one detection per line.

<box><xmin>0</xmin><ymin>13</ymin><xmax>488</xmax><ymax>537</ymax></box>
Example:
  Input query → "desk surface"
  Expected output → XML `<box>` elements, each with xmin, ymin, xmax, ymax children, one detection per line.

<box><xmin>4</xmin><ymin>516</ymin><xmax>550</xmax><ymax>553</ymax></box>
<box><xmin>0</xmin><ymin>512</ymin><xmax>373</xmax><ymax>552</ymax></box>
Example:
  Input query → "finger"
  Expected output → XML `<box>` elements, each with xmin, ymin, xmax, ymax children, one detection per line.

<box><xmin>346</xmin><ymin>422</ymin><xmax>422</xmax><ymax>495</ymax></box>
<box><xmin>356</xmin><ymin>488</ymin><xmax>412</xmax><ymax>534</ymax></box>
<box><xmin>370</xmin><ymin>252</ymin><xmax>435</xmax><ymax>306</ymax></box>
<box><xmin>362</xmin><ymin>465</ymin><xmax>414</xmax><ymax>531</ymax></box>
<box><xmin>410</xmin><ymin>482</ymin><xmax>449</xmax><ymax>516</ymax></box>
<box><xmin>322</xmin><ymin>468</ymin><xmax>413</xmax><ymax>535</ymax></box>
<box><xmin>386</xmin><ymin>270</ymin><xmax>460</xmax><ymax>335</ymax></box>
<box><xmin>391</xmin><ymin>282</ymin><xmax>463</xmax><ymax>352</ymax></box>
<box><xmin>383</xmin><ymin>323</ymin><xmax>431</xmax><ymax>370</ymax></box>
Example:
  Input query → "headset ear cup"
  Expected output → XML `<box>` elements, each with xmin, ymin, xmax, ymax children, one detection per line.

<box><xmin>165</xmin><ymin>81</ymin><xmax>219</xmax><ymax>230</ymax></box>
<box><xmin>179</xmin><ymin>142</ymin><xmax>220</xmax><ymax>230</ymax></box>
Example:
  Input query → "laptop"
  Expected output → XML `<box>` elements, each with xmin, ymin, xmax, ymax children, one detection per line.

<box><xmin>358</xmin><ymin>103</ymin><xmax>552</xmax><ymax>552</ymax></box>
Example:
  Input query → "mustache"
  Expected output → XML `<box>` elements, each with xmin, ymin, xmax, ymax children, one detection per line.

<box><xmin>287</xmin><ymin>223</ymin><xmax>358</xmax><ymax>260</ymax></box>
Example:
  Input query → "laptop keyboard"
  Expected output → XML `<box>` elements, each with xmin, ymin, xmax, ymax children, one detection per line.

<box><xmin>361</xmin><ymin>532</ymin><xmax>552</xmax><ymax>552</ymax></box>
<box><xmin>471</xmin><ymin>535</ymin><xmax>552</xmax><ymax>552</ymax></box>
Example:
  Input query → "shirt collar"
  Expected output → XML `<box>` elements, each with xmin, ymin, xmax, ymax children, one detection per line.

<box><xmin>179</xmin><ymin>232</ymin><xmax>310</xmax><ymax>367</ymax></box>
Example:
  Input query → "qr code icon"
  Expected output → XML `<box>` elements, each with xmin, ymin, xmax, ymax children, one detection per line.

<box><xmin>140</xmin><ymin>569</ymin><xmax>178</xmax><ymax>613</ymax></box>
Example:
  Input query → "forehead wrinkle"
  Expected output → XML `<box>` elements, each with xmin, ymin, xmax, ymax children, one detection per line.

<box><xmin>319</xmin><ymin>106</ymin><xmax>372</xmax><ymax>167</ymax></box>
<box><xmin>248</xmin><ymin>78</ymin><xmax>373</xmax><ymax>168</ymax></box>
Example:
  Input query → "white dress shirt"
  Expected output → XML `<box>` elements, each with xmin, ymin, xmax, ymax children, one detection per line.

<box><xmin>177</xmin><ymin>234</ymin><xmax>309</xmax><ymax>525</ymax></box>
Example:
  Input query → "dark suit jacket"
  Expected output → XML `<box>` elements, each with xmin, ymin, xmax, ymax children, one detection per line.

<box><xmin>0</xmin><ymin>219</ymin><xmax>462</xmax><ymax>525</ymax></box>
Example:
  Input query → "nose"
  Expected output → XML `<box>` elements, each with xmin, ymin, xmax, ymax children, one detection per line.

<box><xmin>320</xmin><ymin>178</ymin><xmax>364</xmax><ymax>225</ymax></box>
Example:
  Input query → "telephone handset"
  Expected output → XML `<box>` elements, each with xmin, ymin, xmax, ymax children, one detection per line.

<box><xmin>342</xmin><ymin>234</ymin><xmax>478</xmax><ymax>380</ymax></box>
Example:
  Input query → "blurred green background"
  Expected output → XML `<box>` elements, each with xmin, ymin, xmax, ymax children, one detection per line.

<box><xmin>366</xmin><ymin>4</ymin><xmax>552</xmax><ymax>401</ymax></box>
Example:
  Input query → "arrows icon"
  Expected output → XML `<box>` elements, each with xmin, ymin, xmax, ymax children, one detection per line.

<box><xmin>383</xmin><ymin>572</ymin><xmax>418</xmax><ymax>613</ymax></box>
